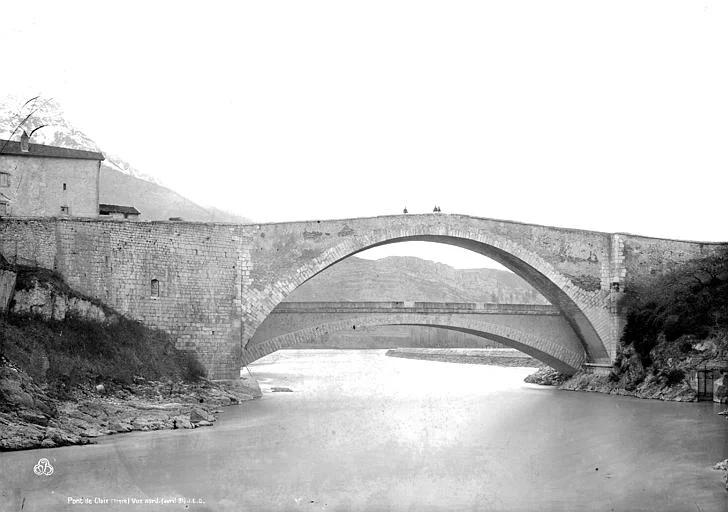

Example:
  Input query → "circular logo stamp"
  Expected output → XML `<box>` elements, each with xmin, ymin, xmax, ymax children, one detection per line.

<box><xmin>33</xmin><ymin>458</ymin><xmax>54</xmax><ymax>476</ymax></box>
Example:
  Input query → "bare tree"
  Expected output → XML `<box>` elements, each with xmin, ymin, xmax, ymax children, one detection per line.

<box><xmin>0</xmin><ymin>96</ymin><xmax>51</xmax><ymax>154</ymax></box>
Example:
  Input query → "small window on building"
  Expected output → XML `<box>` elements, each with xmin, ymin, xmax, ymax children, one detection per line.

<box><xmin>63</xmin><ymin>183</ymin><xmax>67</xmax><ymax>191</ymax></box>
<box><xmin>151</xmin><ymin>279</ymin><xmax>160</xmax><ymax>298</ymax></box>
<box><xmin>60</xmin><ymin>206</ymin><xmax>70</xmax><ymax>215</ymax></box>
<box><xmin>0</xmin><ymin>173</ymin><xmax>9</xmax><ymax>187</ymax></box>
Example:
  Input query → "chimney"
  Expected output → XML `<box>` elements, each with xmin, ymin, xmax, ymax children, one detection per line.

<box><xmin>20</xmin><ymin>131</ymin><xmax>29</xmax><ymax>152</ymax></box>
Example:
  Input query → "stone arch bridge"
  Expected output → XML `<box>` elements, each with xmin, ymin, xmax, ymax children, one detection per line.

<box><xmin>1</xmin><ymin>213</ymin><xmax>724</xmax><ymax>379</ymax></box>
<box><xmin>248</xmin><ymin>302</ymin><xmax>585</xmax><ymax>373</ymax></box>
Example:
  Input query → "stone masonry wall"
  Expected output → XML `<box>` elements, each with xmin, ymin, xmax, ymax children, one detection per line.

<box><xmin>0</xmin><ymin>218</ymin><xmax>250</xmax><ymax>378</ymax></box>
<box><xmin>620</xmin><ymin>234</ymin><xmax>726</xmax><ymax>284</ymax></box>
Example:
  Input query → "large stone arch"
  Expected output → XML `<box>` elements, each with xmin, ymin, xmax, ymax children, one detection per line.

<box><xmin>242</xmin><ymin>313</ymin><xmax>585</xmax><ymax>374</ymax></box>
<box><xmin>244</xmin><ymin>216</ymin><xmax>616</xmax><ymax>369</ymax></box>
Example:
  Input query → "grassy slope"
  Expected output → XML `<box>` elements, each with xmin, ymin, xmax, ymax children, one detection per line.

<box><xmin>1</xmin><ymin>266</ymin><xmax>205</xmax><ymax>400</ymax></box>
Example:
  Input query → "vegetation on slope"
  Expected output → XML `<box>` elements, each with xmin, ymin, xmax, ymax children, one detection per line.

<box><xmin>620</xmin><ymin>248</ymin><xmax>728</xmax><ymax>366</ymax></box>
<box><xmin>0</xmin><ymin>261</ymin><xmax>261</xmax><ymax>451</ymax></box>
<box><xmin>1</xmin><ymin>266</ymin><xmax>206</xmax><ymax>400</ymax></box>
<box><xmin>562</xmin><ymin>249</ymin><xmax>728</xmax><ymax>399</ymax></box>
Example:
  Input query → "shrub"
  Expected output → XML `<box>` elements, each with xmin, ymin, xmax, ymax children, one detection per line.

<box><xmin>178</xmin><ymin>351</ymin><xmax>207</xmax><ymax>382</ymax></box>
<box><xmin>679</xmin><ymin>339</ymin><xmax>693</xmax><ymax>354</ymax></box>
<box><xmin>1</xmin><ymin>266</ymin><xmax>216</xmax><ymax>396</ymax></box>
<box><xmin>1</xmin><ymin>311</ymin><xmax>207</xmax><ymax>395</ymax></box>
<box><xmin>620</xmin><ymin>249</ymin><xmax>728</xmax><ymax>364</ymax></box>
<box><xmin>664</xmin><ymin>368</ymin><xmax>685</xmax><ymax>387</ymax></box>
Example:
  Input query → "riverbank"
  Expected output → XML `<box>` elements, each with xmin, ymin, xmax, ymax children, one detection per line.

<box><xmin>385</xmin><ymin>347</ymin><xmax>541</xmax><ymax>367</ymax></box>
<box><xmin>526</xmin><ymin>364</ymin><xmax>703</xmax><ymax>402</ymax></box>
<box><xmin>558</xmin><ymin>370</ymin><xmax>698</xmax><ymax>401</ymax></box>
<box><xmin>0</xmin><ymin>263</ymin><xmax>264</xmax><ymax>451</ymax></box>
<box><xmin>523</xmin><ymin>366</ymin><xmax>570</xmax><ymax>386</ymax></box>
<box><xmin>557</xmin><ymin>335</ymin><xmax>728</xmax><ymax>402</ymax></box>
<box><xmin>0</xmin><ymin>356</ymin><xmax>261</xmax><ymax>451</ymax></box>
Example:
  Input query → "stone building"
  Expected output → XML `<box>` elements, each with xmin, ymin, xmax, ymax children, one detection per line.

<box><xmin>0</xmin><ymin>138</ymin><xmax>104</xmax><ymax>218</ymax></box>
<box><xmin>99</xmin><ymin>203</ymin><xmax>141</xmax><ymax>220</ymax></box>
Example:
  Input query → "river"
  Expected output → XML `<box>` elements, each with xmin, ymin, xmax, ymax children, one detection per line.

<box><xmin>1</xmin><ymin>349</ymin><xmax>727</xmax><ymax>511</ymax></box>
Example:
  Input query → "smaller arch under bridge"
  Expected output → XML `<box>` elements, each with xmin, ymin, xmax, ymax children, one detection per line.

<box><xmin>245</xmin><ymin>302</ymin><xmax>586</xmax><ymax>374</ymax></box>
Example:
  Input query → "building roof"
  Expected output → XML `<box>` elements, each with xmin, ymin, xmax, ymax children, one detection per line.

<box><xmin>0</xmin><ymin>139</ymin><xmax>105</xmax><ymax>161</ymax></box>
<box><xmin>99</xmin><ymin>204</ymin><xmax>140</xmax><ymax>215</ymax></box>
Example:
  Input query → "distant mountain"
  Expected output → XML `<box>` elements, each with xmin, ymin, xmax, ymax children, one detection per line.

<box><xmin>98</xmin><ymin>167</ymin><xmax>248</xmax><ymax>222</ymax></box>
<box><xmin>285</xmin><ymin>256</ymin><xmax>547</xmax><ymax>304</ymax></box>
<box><xmin>0</xmin><ymin>96</ymin><xmax>250</xmax><ymax>223</ymax></box>
<box><xmin>283</xmin><ymin>255</ymin><xmax>546</xmax><ymax>349</ymax></box>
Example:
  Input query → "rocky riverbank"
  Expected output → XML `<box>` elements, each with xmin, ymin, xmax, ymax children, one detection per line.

<box><xmin>556</xmin><ymin>336</ymin><xmax>728</xmax><ymax>402</ymax></box>
<box><xmin>524</xmin><ymin>365</ymin><xmax>699</xmax><ymax>401</ymax></box>
<box><xmin>0</xmin><ymin>358</ymin><xmax>261</xmax><ymax>451</ymax></box>
<box><xmin>714</xmin><ymin>459</ymin><xmax>728</xmax><ymax>491</ymax></box>
<box><xmin>558</xmin><ymin>370</ymin><xmax>698</xmax><ymax>401</ymax></box>
<box><xmin>523</xmin><ymin>367</ymin><xmax>570</xmax><ymax>386</ymax></box>
<box><xmin>0</xmin><ymin>263</ymin><xmax>267</xmax><ymax>451</ymax></box>
<box><xmin>386</xmin><ymin>348</ymin><xmax>541</xmax><ymax>367</ymax></box>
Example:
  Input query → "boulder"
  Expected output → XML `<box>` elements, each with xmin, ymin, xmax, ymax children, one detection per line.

<box><xmin>78</xmin><ymin>402</ymin><xmax>108</xmax><ymax>418</ymax></box>
<box><xmin>0</xmin><ymin>367</ymin><xmax>35</xmax><ymax>409</ymax></box>
<box><xmin>0</xmin><ymin>422</ymin><xmax>45</xmax><ymax>450</ymax></box>
<box><xmin>524</xmin><ymin>367</ymin><xmax>569</xmax><ymax>386</ymax></box>
<box><xmin>189</xmin><ymin>407</ymin><xmax>214</xmax><ymax>424</ymax></box>
<box><xmin>11</xmin><ymin>280</ymin><xmax>115</xmax><ymax>323</ymax></box>
<box><xmin>17</xmin><ymin>410</ymin><xmax>49</xmax><ymax>426</ymax></box>
<box><xmin>171</xmin><ymin>415</ymin><xmax>193</xmax><ymax>429</ymax></box>
<box><xmin>108</xmin><ymin>421</ymin><xmax>133</xmax><ymax>433</ymax></box>
<box><xmin>713</xmin><ymin>459</ymin><xmax>728</xmax><ymax>490</ymax></box>
<box><xmin>714</xmin><ymin>374</ymin><xmax>728</xmax><ymax>404</ymax></box>
<box><xmin>0</xmin><ymin>366</ymin><xmax>57</xmax><ymax>416</ymax></box>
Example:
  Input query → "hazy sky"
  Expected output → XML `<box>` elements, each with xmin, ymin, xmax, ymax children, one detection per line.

<box><xmin>2</xmin><ymin>1</ymin><xmax>727</xmax><ymax>268</ymax></box>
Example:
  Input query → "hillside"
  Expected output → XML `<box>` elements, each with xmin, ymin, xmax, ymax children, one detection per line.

<box><xmin>0</xmin><ymin>96</ymin><xmax>249</xmax><ymax>223</ymax></box>
<box><xmin>283</xmin><ymin>255</ymin><xmax>545</xmax><ymax>350</ymax></box>
<box><xmin>98</xmin><ymin>167</ymin><xmax>245</xmax><ymax>222</ymax></box>
<box><xmin>286</xmin><ymin>255</ymin><xmax>547</xmax><ymax>304</ymax></box>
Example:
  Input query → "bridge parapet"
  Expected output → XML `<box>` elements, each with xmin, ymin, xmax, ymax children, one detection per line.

<box><xmin>273</xmin><ymin>301</ymin><xmax>562</xmax><ymax>316</ymax></box>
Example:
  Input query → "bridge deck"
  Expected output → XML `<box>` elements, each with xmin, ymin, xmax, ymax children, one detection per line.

<box><xmin>273</xmin><ymin>302</ymin><xmax>561</xmax><ymax>315</ymax></box>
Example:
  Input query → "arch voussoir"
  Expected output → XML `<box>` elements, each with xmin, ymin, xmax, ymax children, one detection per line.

<box><xmin>245</xmin><ymin>215</ymin><xmax>615</xmax><ymax>371</ymax></box>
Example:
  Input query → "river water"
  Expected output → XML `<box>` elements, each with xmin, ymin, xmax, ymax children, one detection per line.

<box><xmin>1</xmin><ymin>349</ymin><xmax>727</xmax><ymax>511</ymax></box>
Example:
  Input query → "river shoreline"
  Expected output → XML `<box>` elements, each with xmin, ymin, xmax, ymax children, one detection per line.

<box><xmin>385</xmin><ymin>347</ymin><xmax>541</xmax><ymax>367</ymax></box>
<box><xmin>384</xmin><ymin>347</ymin><xmax>715</xmax><ymax>403</ymax></box>
<box><xmin>0</xmin><ymin>360</ymin><xmax>261</xmax><ymax>451</ymax></box>
<box><xmin>558</xmin><ymin>371</ymin><xmax>699</xmax><ymax>401</ymax></box>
